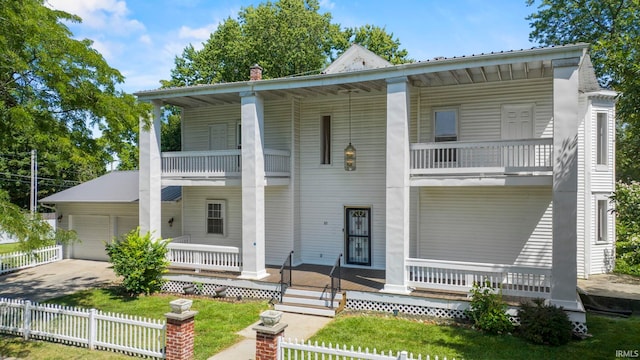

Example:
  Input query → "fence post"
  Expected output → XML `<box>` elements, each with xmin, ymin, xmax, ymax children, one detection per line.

<box><xmin>165</xmin><ymin>299</ymin><xmax>197</xmax><ymax>360</ymax></box>
<box><xmin>88</xmin><ymin>309</ymin><xmax>96</xmax><ymax>350</ymax></box>
<box><xmin>22</xmin><ymin>300</ymin><xmax>31</xmax><ymax>340</ymax></box>
<box><xmin>397</xmin><ymin>350</ymin><xmax>408</xmax><ymax>360</ymax></box>
<box><xmin>253</xmin><ymin>316</ymin><xmax>287</xmax><ymax>360</ymax></box>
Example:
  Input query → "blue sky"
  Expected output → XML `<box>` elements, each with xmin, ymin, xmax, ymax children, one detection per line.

<box><xmin>47</xmin><ymin>0</ymin><xmax>538</xmax><ymax>94</ymax></box>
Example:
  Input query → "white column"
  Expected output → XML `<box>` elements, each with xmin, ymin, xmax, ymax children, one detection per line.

<box><xmin>139</xmin><ymin>100</ymin><xmax>162</xmax><ymax>240</ymax></box>
<box><xmin>550</xmin><ymin>58</ymin><xmax>581</xmax><ymax>310</ymax></box>
<box><xmin>240</xmin><ymin>91</ymin><xmax>268</xmax><ymax>279</ymax></box>
<box><xmin>382</xmin><ymin>77</ymin><xmax>411</xmax><ymax>294</ymax></box>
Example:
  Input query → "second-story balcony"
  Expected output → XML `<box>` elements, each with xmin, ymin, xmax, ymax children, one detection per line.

<box><xmin>161</xmin><ymin>149</ymin><xmax>290</xmax><ymax>184</ymax></box>
<box><xmin>410</xmin><ymin>138</ymin><xmax>553</xmax><ymax>181</ymax></box>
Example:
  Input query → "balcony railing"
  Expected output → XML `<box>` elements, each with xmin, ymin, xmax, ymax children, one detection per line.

<box><xmin>406</xmin><ymin>258</ymin><xmax>551</xmax><ymax>298</ymax></box>
<box><xmin>161</xmin><ymin>149</ymin><xmax>290</xmax><ymax>178</ymax></box>
<box><xmin>410</xmin><ymin>138</ymin><xmax>553</xmax><ymax>175</ymax></box>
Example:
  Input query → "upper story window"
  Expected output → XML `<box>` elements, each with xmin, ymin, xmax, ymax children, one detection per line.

<box><xmin>320</xmin><ymin>115</ymin><xmax>331</xmax><ymax>165</ymax></box>
<box><xmin>206</xmin><ymin>200</ymin><xmax>226</xmax><ymax>236</ymax></box>
<box><xmin>434</xmin><ymin>109</ymin><xmax>458</xmax><ymax>162</ymax></box>
<box><xmin>434</xmin><ymin>109</ymin><xmax>458</xmax><ymax>142</ymax></box>
<box><xmin>596</xmin><ymin>112</ymin><xmax>608</xmax><ymax>167</ymax></box>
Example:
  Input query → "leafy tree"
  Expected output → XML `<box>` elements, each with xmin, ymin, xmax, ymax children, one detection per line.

<box><xmin>526</xmin><ymin>0</ymin><xmax>640</xmax><ymax>182</ymax></box>
<box><xmin>344</xmin><ymin>25</ymin><xmax>412</xmax><ymax>64</ymax></box>
<box><xmin>611</xmin><ymin>181</ymin><xmax>640</xmax><ymax>275</ymax></box>
<box><xmin>105</xmin><ymin>228</ymin><xmax>169</xmax><ymax>297</ymax></box>
<box><xmin>0</xmin><ymin>0</ymin><xmax>150</xmax><ymax>208</ymax></box>
<box><xmin>0</xmin><ymin>190</ymin><xmax>77</xmax><ymax>252</ymax></box>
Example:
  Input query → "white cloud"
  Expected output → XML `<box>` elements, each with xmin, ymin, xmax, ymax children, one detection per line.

<box><xmin>319</xmin><ymin>0</ymin><xmax>335</xmax><ymax>10</ymax></box>
<box><xmin>46</xmin><ymin>0</ymin><xmax>145</xmax><ymax>35</ymax></box>
<box><xmin>139</xmin><ymin>34</ymin><xmax>152</xmax><ymax>45</ymax></box>
<box><xmin>178</xmin><ymin>23</ymin><xmax>218</xmax><ymax>42</ymax></box>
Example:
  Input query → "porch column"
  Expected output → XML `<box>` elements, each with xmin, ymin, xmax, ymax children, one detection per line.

<box><xmin>240</xmin><ymin>91</ymin><xmax>268</xmax><ymax>279</ymax></box>
<box><xmin>139</xmin><ymin>100</ymin><xmax>162</xmax><ymax>239</ymax></box>
<box><xmin>550</xmin><ymin>58</ymin><xmax>580</xmax><ymax>310</ymax></box>
<box><xmin>382</xmin><ymin>77</ymin><xmax>411</xmax><ymax>294</ymax></box>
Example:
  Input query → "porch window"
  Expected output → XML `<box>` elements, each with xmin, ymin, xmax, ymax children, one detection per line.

<box><xmin>434</xmin><ymin>109</ymin><xmax>458</xmax><ymax>162</ymax></box>
<box><xmin>206</xmin><ymin>200</ymin><xmax>225</xmax><ymax>235</ymax></box>
<box><xmin>596</xmin><ymin>112</ymin><xmax>608</xmax><ymax>167</ymax></box>
<box><xmin>320</xmin><ymin>115</ymin><xmax>331</xmax><ymax>165</ymax></box>
<box><xmin>596</xmin><ymin>198</ymin><xmax>608</xmax><ymax>243</ymax></box>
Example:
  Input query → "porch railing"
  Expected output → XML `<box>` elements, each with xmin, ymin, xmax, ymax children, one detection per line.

<box><xmin>161</xmin><ymin>149</ymin><xmax>290</xmax><ymax>178</ymax></box>
<box><xmin>329</xmin><ymin>253</ymin><xmax>343</xmax><ymax>309</ymax></box>
<box><xmin>279</xmin><ymin>250</ymin><xmax>294</xmax><ymax>303</ymax></box>
<box><xmin>167</xmin><ymin>243</ymin><xmax>241</xmax><ymax>272</ymax></box>
<box><xmin>171</xmin><ymin>234</ymin><xmax>191</xmax><ymax>244</ymax></box>
<box><xmin>406</xmin><ymin>258</ymin><xmax>551</xmax><ymax>298</ymax></box>
<box><xmin>265</xmin><ymin>149</ymin><xmax>291</xmax><ymax>176</ymax></box>
<box><xmin>162</xmin><ymin>150</ymin><xmax>241</xmax><ymax>177</ymax></box>
<box><xmin>410</xmin><ymin>138</ymin><xmax>553</xmax><ymax>175</ymax></box>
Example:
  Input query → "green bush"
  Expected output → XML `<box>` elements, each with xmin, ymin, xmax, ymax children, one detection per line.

<box><xmin>611</xmin><ymin>181</ymin><xmax>640</xmax><ymax>275</ymax></box>
<box><xmin>105</xmin><ymin>228</ymin><xmax>169</xmax><ymax>297</ymax></box>
<box><xmin>465</xmin><ymin>280</ymin><xmax>514</xmax><ymax>334</ymax></box>
<box><xmin>517</xmin><ymin>299</ymin><xmax>573</xmax><ymax>345</ymax></box>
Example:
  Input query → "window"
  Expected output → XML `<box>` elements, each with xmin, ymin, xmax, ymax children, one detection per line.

<box><xmin>320</xmin><ymin>115</ymin><xmax>331</xmax><ymax>165</ymax></box>
<box><xmin>596</xmin><ymin>112</ymin><xmax>608</xmax><ymax>166</ymax></box>
<box><xmin>236</xmin><ymin>122</ymin><xmax>242</xmax><ymax>149</ymax></box>
<box><xmin>434</xmin><ymin>109</ymin><xmax>458</xmax><ymax>161</ymax></box>
<box><xmin>596</xmin><ymin>198</ymin><xmax>608</xmax><ymax>243</ymax></box>
<box><xmin>206</xmin><ymin>200</ymin><xmax>225</xmax><ymax>235</ymax></box>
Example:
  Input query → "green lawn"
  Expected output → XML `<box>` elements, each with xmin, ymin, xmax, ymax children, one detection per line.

<box><xmin>0</xmin><ymin>242</ymin><xmax>22</xmax><ymax>254</ymax></box>
<box><xmin>309</xmin><ymin>313</ymin><xmax>640</xmax><ymax>360</ymax></box>
<box><xmin>1</xmin><ymin>288</ymin><xmax>269</xmax><ymax>360</ymax></box>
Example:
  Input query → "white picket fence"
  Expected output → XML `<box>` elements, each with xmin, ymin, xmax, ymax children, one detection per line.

<box><xmin>0</xmin><ymin>245</ymin><xmax>63</xmax><ymax>275</ymax></box>
<box><xmin>0</xmin><ymin>297</ymin><xmax>166</xmax><ymax>358</ymax></box>
<box><xmin>279</xmin><ymin>338</ymin><xmax>455</xmax><ymax>360</ymax></box>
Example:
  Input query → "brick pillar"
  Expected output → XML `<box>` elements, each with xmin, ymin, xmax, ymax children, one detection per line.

<box><xmin>253</xmin><ymin>322</ymin><xmax>287</xmax><ymax>360</ymax></box>
<box><xmin>165</xmin><ymin>300</ymin><xmax>198</xmax><ymax>360</ymax></box>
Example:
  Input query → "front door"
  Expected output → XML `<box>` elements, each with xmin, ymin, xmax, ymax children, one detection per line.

<box><xmin>209</xmin><ymin>124</ymin><xmax>227</xmax><ymax>150</ymax></box>
<box><xmin>345</xmin><ymin>207</ymin><xmax>371</xmax><ymax>266</ymax></box>
<box><xmin>502</xmin><ymin>105</ymin><xmax>534</xmax><ymax>167</ymax></box>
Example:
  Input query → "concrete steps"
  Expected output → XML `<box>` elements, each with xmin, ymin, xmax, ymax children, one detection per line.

<box><xmin>274</xmin><ymin>288</ymin><xmax>344</xmax><ymax>317</ymax></box>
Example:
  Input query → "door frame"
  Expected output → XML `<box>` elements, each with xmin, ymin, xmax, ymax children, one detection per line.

<box><xmin>344</xmin><ymin>206</ymin><xmax>372</xmax><ymax>266</ymax></box>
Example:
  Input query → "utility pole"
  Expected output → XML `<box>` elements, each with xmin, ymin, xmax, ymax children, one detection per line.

<box><xmin>30</xmin><ymin>149</ymin><xmax>37</xmax><ymax>214</ymax></box>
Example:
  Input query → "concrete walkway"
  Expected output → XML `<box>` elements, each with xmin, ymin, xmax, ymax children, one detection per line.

<box><xmin>578</xmin><ymin>273</ymin><xmax>640</xmax><ymax>301</ymax></box>
<box><xmin>208</xmin><ymin>312</ymin><xmax>333</xmax><ymax>360</ymax></box>
<box><xmin>0</xmin><ymin>259</ymin><xmax>117</xmax><ymax>302</ymax></box>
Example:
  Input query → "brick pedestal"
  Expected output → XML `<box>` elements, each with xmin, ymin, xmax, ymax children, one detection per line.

<box><xmin>165</xmin><ymin>310</ymin><xmax>197</xmax><ymax>360</ymax></box>
<box><xmin>253</xmin><ymin>322</ymin><xmax>287</xmax><ymax>360</ymax></box>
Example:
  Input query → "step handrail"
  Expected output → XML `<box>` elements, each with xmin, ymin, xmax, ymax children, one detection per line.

<box><xmin>329</xmin><ymin>253</ymin><xmax>343</xmax><ymax>309</ymax></box>
<box><xmin>279</xmin><ymin>250</ymin><xmax>294</xmax><ymax>302</ymax></box>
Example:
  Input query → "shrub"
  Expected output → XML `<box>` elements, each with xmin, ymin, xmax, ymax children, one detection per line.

<box><xmin>105</xmin><ymin>228</ymin><xmax>169</xmax><ymax>297</ymax></box>
<box><xmin>465</xmin><ymin>280</ymin><xmax>514</xmax><ymax>334</ymax></box>
<box><xmin>517</xmin><ymin>298</ymin><xmax>573</xmax><ymax>345</ymax></box>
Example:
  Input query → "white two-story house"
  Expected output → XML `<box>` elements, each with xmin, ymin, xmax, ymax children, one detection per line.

<box><xmin>43</xmin><ymin>43</ymin><xmax>615</xmax><ymax>328</ymax></box>
<box><xmin>133</xmin><ymin>43</ymin><xmax>615</xmax><ymax>315</ymax></box>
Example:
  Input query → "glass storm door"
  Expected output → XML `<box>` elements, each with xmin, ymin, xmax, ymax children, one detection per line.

<box><xmin>345</xmin><ymin>207</ymin><xmax>371</xmax><ymax>266</ymax></box>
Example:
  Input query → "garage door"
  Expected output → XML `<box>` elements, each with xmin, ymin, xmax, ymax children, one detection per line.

<box><xmin>70</xmin><ymin>215</ymin><xmax>111</xmax><ymax>261</ymax></box>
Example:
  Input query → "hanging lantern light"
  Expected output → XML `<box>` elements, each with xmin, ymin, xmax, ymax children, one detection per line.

<box><xmin>344</xmin><ymin>91</ymin><xmax>356</xmax><ymax>171</ymax></box>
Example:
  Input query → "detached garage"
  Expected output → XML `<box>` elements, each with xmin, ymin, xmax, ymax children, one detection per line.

<box><xmin>40</xmin><ymin>171</ymin><xmax>182</xmax><ymax>261</ymax></box>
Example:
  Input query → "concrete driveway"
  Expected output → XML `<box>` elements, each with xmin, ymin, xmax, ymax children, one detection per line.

<box><xmin>0</xmin><ymin>259</ymin><xmax>118</xmax><ymax>302</ymax></box>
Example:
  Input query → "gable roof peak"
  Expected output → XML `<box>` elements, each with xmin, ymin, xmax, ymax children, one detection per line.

<box><xmin>322</xmin><ymin>43</ymin><xmax>392</xmax><ymax>75</ymax></box>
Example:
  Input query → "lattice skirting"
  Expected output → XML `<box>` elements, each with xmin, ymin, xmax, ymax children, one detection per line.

<box><xmin>163</xmin><ymin>280</ymin><xmax>279</xmax><ymax>300</ymax></box>
<box><xmin>345</xmin><ymin>298</ymin><xmax>588</xmax><ymax>334</ymax></box>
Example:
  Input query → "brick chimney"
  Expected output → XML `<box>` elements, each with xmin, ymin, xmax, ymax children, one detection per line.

<box><xmin>250</xmin><ymin>64</ymin><xmax>263</xmax><ymax>81</ymax></box>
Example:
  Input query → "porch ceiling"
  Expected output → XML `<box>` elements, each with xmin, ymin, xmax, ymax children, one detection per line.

<box><xmin>158</xmin><ymin>59</ymin><xmax>553</xmax><ymax>108</ymax></box>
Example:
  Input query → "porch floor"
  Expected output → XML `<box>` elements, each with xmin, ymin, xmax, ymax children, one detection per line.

<box><xmin>168</xmin><ymin>263</ymin><xmax>474</xmax><ymax>302</ymax></box>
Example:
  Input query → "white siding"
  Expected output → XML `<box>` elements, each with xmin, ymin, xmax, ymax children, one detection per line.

<box><xmin>299</xmin><ymin>92</ymin><xmax>387</xmax><ymax>269</ymax></box>
<box><xmin>589</xmin><ymin>101</ymin><xmax>615</xmax><ymax>192</ymax></box>
<box><xmin>576</xmin><ymin>94</ymin><xmax>588</xmax><ymax>278</ymax></box>
<box><xmin>182</xmin><ymin>105</ymin><xmax>240</xmax><ymax>151</ymax></box>
<box><xmin>182</xmin><ymin>187</ymin><xmax>242</xmax><ymax>247</ymax></box>
<box><xmin>418</xmin><ymin>187</ymin><xmax>552</xmax><ymax>267</ymax></box>
<box><xmin>417</xmin><ymin>78</ymin><xmax>553</xmax><ymax>142</ymax></box>
<box><xmin>266</xmin><ymin>186</ymin><xmax>293</xmax><ymax>265</ymax></box>
<box><xmin>589</xmin><ymin>194</ymin><xmax>616</xmax><ymax>274</ymax></box>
